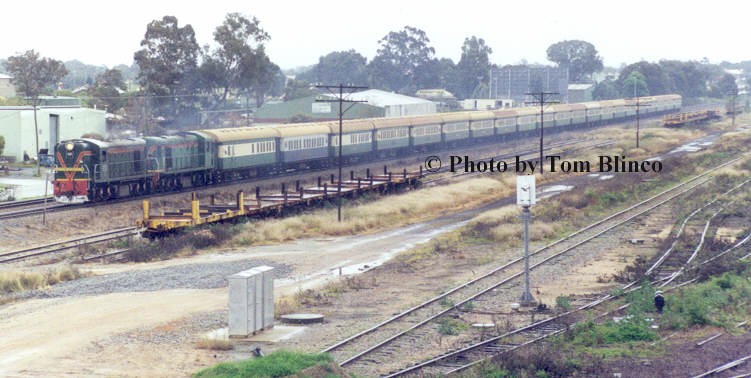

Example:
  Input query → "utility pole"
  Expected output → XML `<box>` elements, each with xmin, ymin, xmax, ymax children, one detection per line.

<box><xmin>626</xmin><ymin>92</ymin><xmax>650</xmax><ymax>148</ymax></box>
<box><xmin>315</xmin><ymin>84</ymin><xmax>367</xmax><ymax>222</ymax></box>
<box><xmin>31</xmin><ymin>96</ymin><xmax>41</xmax><ymax>176</ymax></box>
<box><xmin>731</xmin><ymin>88</ymin><xmax>738</xmax><ymax>128</ymax></box>
<box><xmin>525</xmin><ymin>92</ymin><xmax>559</xmax><ymax>175</ymax></box>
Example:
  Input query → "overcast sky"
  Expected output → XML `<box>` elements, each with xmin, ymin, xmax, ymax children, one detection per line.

<box><xmin>1</xmin><ymin>0</ymin><xmax>748</xmax><ymax>71</ymax></box>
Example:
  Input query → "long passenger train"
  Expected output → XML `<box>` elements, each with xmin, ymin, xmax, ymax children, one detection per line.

<box><xmin>53</xmin><ymin>94</ymin><xmax>682</xmax><ymax>203</ymax></box>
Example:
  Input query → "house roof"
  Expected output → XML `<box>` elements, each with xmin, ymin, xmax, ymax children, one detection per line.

<box><xmin>326</xmin><ymin>89</ymin><xmax>434</xmax><ymax>107</ymax></box>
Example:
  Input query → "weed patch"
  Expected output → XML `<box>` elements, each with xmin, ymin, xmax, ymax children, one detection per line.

<box><xmin>193</xmin><ymin>350</ymin><xmax>333</xmax><ymax>378</ymax></box>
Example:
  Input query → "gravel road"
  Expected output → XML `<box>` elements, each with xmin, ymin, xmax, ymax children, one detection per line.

<box><xmin>18</xmin><ymin>259</ymin><xmax>292</xmax><ymax>300</ymax></box>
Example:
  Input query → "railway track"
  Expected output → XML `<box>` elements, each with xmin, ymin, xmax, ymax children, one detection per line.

<box><xmin>0</xmin><ymin>197</ymin><xmax>51</xmax><ymax>210</ymax></box>
<box><xmin>0</xmin><ymin>227</ymin><xmax>141</xmax><ymax>264</ymax></box>
<box><xmin>650</xmin><ymin>179</ymin><xmax>750</xmax><ymax>286</ymax></box>
<box><xmin>420</xmin><ymin>138</ymin><xmax>615</xmax><ymax>186</ymax></box>
<box><xmin>324</xmin><ymin>156</ymin><xmax>745</xmax><ymax>377</ymax></box>
<box><xmin>386</xmin><ymin>179</ymin><xmax>751</xmax><ymax>377</ymax></box>
<box><xmin>0</xmin><ymin>109</ymin><xmax>673</xmax><ymax>222</ymax></box>
<box><xmin>0</xmin><ymin>202</ymin><xmax>68</xmax><ymax>220</ymax></box>
<box><xmin>691</xmin><ymin>353</ymin><xmax>751</xmax><ymax>378</ymax></box>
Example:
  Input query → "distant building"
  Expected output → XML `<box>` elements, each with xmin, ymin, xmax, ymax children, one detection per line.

<box><xmin>255</xmin><ymin>89</ymin><xmax>436</xmax><ymax>123</ymax></box>
<box><xmin>489</xmin><ymin>66</ymin><xmax>569</xmax><ymax>105</ymax></box>
<box><xmin>567</xmin><ymin>84</ymin><xmax>594</xmax><ymax>103</ymax></box>
<box><xmin>458</xmin><ymin>99</ymin><xmax>514</xmax><ymax>110</ymax></box>
<box><xmin>415</xmin><ymin>89</ymin><xmax>457</xmax><ymax>111</ymax></box>
<box><xmin>0</xmin><ymin>73</ymin><xmax>16</xmax><ymax>98</ymax></box>
<box><xmin>0</xmin><ymin>96</ymin><xmax>106</xmax><ymax>162</ymax></box>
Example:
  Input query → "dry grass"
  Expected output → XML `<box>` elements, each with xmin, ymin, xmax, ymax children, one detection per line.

<box><xmin>0</xmin><ymin>266</ymin><xmax>84</xmax><ymax>295</ymax></box>
<box><xmin>195</xmin><ymin>337</ymin><xmax>234</xmax><ymax>351</ymax></box>
<box><xmin>274</xmin><ymin>275</ymin><xmax>375</xmax><ymax>318</ymax></box>
<box><xmin>234</xmin><ymin>177</ymin><xmax>514</xmax><ymax>245</ymax></box>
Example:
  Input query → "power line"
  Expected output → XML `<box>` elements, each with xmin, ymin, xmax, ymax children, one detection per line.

<box><xmin>315</xmin><ymin>83</ymin><xmax>367</xmax><ymax>223</ymax></box>
<box><xmin>625</xmin><ymin>97</ymin><xmax>650</xmax><ymax>148</ymax></box>
<box><xmin>525</xmin><ymin>91</ymin><xmax>559</xmax><ymax>175</ymax></box>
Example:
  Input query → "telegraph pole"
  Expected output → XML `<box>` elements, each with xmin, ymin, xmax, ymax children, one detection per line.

<box><xmin>32</xmin><ymin>97</ymin><xmax>40</xmax><ymax>176</ymax></box>
<box><xmin>315</xmin><ymin>84</ymin><xmax>367</xmax><ymax>222</ymax></box>
<box><xmin>731</xmin><ymin>89</ymin><xmax>738</xmax><ymax>128</ymax></box>
<box><xmin>525</xmin><ymin>92</ymin><xmax>559</xmax><ymax>175</ymax></box>
<box><xmin>626</xmin><ymin>96</ymin><xmax>650</xmax><ymax>148</ymax></box>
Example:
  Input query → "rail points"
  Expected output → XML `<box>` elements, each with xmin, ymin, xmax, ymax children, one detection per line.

<box><xmin>138</xmin><ymin>166</ymin><xmax>423</xmax><ymax>234</ymax></box>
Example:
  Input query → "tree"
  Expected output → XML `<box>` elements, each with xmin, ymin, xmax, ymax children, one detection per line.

<box><xmin>546</xmin><ymin>40</ymin><xmax>603</xmax><ymax>83</ymax></box>
<box><xmin>659</xmin><ymin>60</ymin><xmax>710</xmax><ymax>98</ymax></box>
<box><xmin>618</xmin><ymin>61</ymin><xmax>670</xmax><ymax>95</ymax></box>
<box><xmin>450</xmin><ymin>36</ymin><xmax>492</xmax><ymax>99</ymax></box>
<box><xmin>6</xmin><ymin>50</ymin><xmax>68</xmax><ymax>175</ymax></box>
<box><xmin>194</xmin><ymin>13</ymin><xmax>280</xmax><ymax>112</ymax></box>
<box><xmin>248</xmin><ymin>48</ymin><xmax>282</xmax><ymax>107</ymax></box>
<box><xmin>89</xmin><ymin>69</ymin><xmax>127</xmax><ymax>113</ymax></box>
<box><xmin>0</xmin><ymin>135</ymin><xmax>5</xmax><ymax>156</ymax></box>
<box><xmin>134</xmin><ymin>15</ymin><xmax>200</xmax><ymax>123</ymax></box>
<box><xmin>284</xmin><ymin>78</ymin><xmax>315</xmax><ymax>101</ymax></box>
<box><xmin>712</xmin><ymin>73</ymin><xmax>737</xmax><ymax>98</ymax></box>
<box><xmin>621</xmin><ymin>71</ymin><xmax>649</xmax><ymax>97</ymax></box>
<box><xmin>368</xmin><ymin>26</ymin><xmax>436</xmax><ymax>93</ymax></box>
<box><xmin>298</xmin><ymin>50</ymin><xmax>368</xmax><ymax>85</ymax></box>
<box><xmin>592</xmin><ymin>79</ymin><xmax>619</xmax><ymax>100</ymax></box>
<box><xmin>210</xmin><ymin>13</ymin><xmax>269</xmax><ymax>104</ymax></box>
<box><xmin>6</xmin><ymin>50</ymin><xmax>68</xmax><ymax>98</ymax></box>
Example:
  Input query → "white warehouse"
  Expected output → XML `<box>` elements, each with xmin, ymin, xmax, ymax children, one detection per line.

<box><xmin>0</xmin><ymin>97</ymin><xmax>106</xmax><ymax>162</ymax></box>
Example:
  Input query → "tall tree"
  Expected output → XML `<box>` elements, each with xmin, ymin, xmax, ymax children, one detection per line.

<box><xmin>592</xmin><ymin>79</ymin><xmax>619</xmax><ymax>100</ymax></box>
<box><xmin>6</xmin><ymin>50</ymin><xmax>67</xmax><ymax>174</ymax></box>
<box><xmin>618</xmin><ymin>61</ymin><xmax>669</xmax><ymax>95</ymax></box>
<box><xmin>451</xmin><ymin>36</ymin><xmax>492</xmax><ymax>99</ymax></box>
<box><xmin>712</xmin><ymin>73</ymin><xmax>738</xmax><ymax>98</ymax></box>
<box><xmin>368</xmin><ymin>26</ymin><xmax>437</xmax><ymax>93</ymax></box>
<box><xmin>134</xmin><ymin>15</ymin><xmax>199</xmax><ymax>123</ymax></box>
<box><xmin>6</xmin><ymin>50</ymin><xmax>68</xmax><ymax>98</ymax></box>
<box><xmin>89</xmin><ymin>68</ymin><xmax>127</xmax><ymax>113</ymax></box>
<box><xmin>298</xmin><ymin>50</ymin><xmax>368</xmax><ymax>86</ymax></box>
<box><xmin>620</xmin><ymin>71</ymin><xmax>649</xmax><ymax>97</ymax></box>
<box><xmin>211</xmin><ymin>13</ymin><xmax>269</xmax><ymax>104</ymax></box>
<box><xmin>658</xmin><ymin>60</ymin><xmax>710</xmax><ymax>98</ymax></box>
<box><xmin>546</xmin><ymin>40</ymin><xmax>603</xmax><ymax>83</ymax></box>
<box><xmin>247</xmin><ymin>47</ymin><xmax>281</xmax><ymax>107</ymax></box>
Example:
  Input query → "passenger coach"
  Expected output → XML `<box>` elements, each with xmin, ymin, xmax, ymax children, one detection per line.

<box><xmin>54</xmin><ymin>94</ymin><xmax>683</xmax><ymax>204</ymax></box>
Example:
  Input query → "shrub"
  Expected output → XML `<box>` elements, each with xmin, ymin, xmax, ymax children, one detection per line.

<box><xmin>193</xmin><ymin>350</ymin><xmax>332</xmax><ymax>378</ymax></box>
<box><xmin>555</xmin><ymin>296</ymin><xmax>572</xmax><ymax>312</ymax></box>
<box><xmin>438</xmin><ymin>318</ymin><xmax>467</xmax><ymax>336</ymax></box>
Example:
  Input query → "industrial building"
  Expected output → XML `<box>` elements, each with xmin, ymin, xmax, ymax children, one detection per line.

<box><xmin>255</xmin><ymin>89</ymin><xmax>436</xmax><ymax>124</ymax></box>
<box><xmin>567</xmin><ymin>83</ymin><xmax>594</xmax><ymax>103</ymax></box>
<box><xmin>488</xmin><ymin>65</ymin><xmax>569</xmax><ymax>105</ymax></box>
<box><xmin>0</xmin><ymin>74</ymin><xmax>16</xmax><ymax>98</ymax></box>
<box><xmin>0</xmin><ymin>96</ymin><xmax>106</xmax><ymax>162</ymax></box>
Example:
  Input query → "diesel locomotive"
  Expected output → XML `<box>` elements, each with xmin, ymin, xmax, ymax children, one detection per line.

<box><xmin>53</xmin><ymin>94</ymin><xmax>682</xmax><ymax>203</ymax></box>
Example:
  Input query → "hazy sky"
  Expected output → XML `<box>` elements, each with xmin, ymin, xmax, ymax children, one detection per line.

<box><xmin>1</xmin><ymin>0</ymin><xmax>748</xmax><ymax>70</ymax></box>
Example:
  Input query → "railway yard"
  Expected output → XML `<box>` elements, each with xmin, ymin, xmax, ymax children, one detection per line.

<box><xmin>2</xmin><ymin>114</ymin><xmax>751</xmax><ymax>377</ymax></box>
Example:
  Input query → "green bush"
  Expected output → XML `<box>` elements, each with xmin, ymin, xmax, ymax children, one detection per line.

<box><xmin>569</xmin><ymin>316</ymin><xmax>657</xmax><ymax>347</ymax></box>
<box><xmin>193</xmin><ymin>350</ymin><xmax>333</xmax><ymax>378</ymax></box>
<box><xmin>438</xmin><ymin>318</ymin><xmax>468</xmax><ymax>336</ymax></box>
<box><xmin>555</xmin><ymin>295</ymin><xmax>572</xmax><ymax>312</ymax></box>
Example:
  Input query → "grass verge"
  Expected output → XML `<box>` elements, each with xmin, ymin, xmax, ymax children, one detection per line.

<box><xmin>193</xmin><ymin>350</ymin><xmax>333</xmax><ymax>378</ymax></box>
<box><xmin>0</xmin><ymin>265</ymin><xmax>84</xmax><ymax>296</ymax></box>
